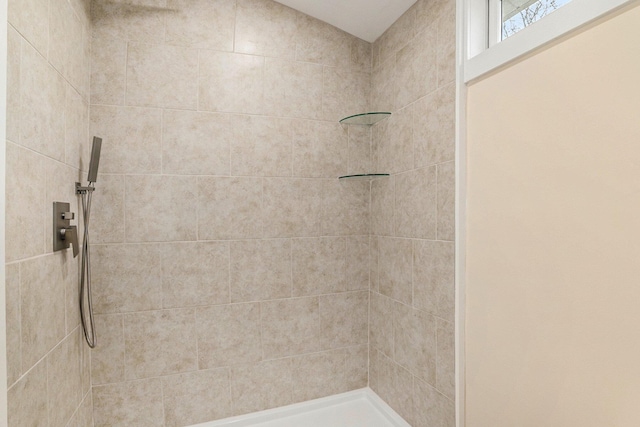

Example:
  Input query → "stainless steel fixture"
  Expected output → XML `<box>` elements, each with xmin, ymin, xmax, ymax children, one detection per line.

<box><xmin>53</xmin><ymin>202</ymin><xmax>79</xmax><ymax>257</ymax></box>
<box><xmin>76</xmin><ymin>136</ymin><xmax>102</xmax><ymax>348</ymax></box>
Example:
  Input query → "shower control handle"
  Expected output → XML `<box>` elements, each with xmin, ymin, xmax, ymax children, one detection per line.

<box><xmin>53</xmin><ymin>202</ymin><xmax>79</xmax><ymax>258</ymax></box>
<box><xmin>60</xmin><ymin>226</ymin><xmax>79</xmax><ymax>257</ymax></box>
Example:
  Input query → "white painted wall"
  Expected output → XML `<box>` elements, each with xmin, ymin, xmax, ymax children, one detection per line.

<box><xmin>465</xmin><ymin>4</ymin><xmax>640</xmax><ymax>425</ymax></box>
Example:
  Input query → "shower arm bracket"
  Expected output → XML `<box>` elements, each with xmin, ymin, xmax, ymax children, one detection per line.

<box><xmin>76</xmin><ymin>182</ymin><xmax>96</xmax><ymax>194</ymax></box>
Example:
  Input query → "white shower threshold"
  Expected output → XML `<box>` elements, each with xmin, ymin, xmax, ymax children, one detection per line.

<box><xmin>188</xmin><ymin>388</ymin><xmax>411</xmax><ymax>427</ymax></box>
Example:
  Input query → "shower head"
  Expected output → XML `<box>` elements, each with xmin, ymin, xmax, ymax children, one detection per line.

<box><xmin>87</xmin><ymin>137</ymin><xmax>102</xmax><ymax>184</ymax></box>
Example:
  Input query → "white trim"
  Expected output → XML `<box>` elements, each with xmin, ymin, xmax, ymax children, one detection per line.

<box><xmin>487</xmin><ymin>0</ymin><xmax>502</xmax><ymax>47</ymax></box>
<box><xmin>0</xmin><ymin>0</ymin><xmax>9</xmax><ymax>421</ymax></box>
<box><xmin>467</xmin><ymin>0</ymin><xmax>488</xmax><ymax>59</ymax></box>
<box><xmin>188</xmin><ymin>389</ymin><xmax>411</xmax><ymax>427</ymax></box>
<box><xmin>465</xmin><ymin>0</ymin><xmax>638</xmax><ymax>82</ymax></box>
<box><xmin>455</xmin><ymin>0</ymin><xmax>467</xmax><ymax>426</ymax></box>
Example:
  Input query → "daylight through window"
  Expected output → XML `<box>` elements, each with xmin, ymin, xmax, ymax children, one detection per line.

<box><xmin>501</xmin><ymin>0</ymin><xmax>573</xmax><ymax>39</ymax></box>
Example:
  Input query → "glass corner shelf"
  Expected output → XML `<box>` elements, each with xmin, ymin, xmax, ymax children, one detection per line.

<box><xmin>338</xmin><ymin>173</ymin><xmax>390</xmax><ymax>181</ymax></box>
<box><xmin>339</xmin><ymin>112</ymin><xmax>391</xmax><ymax>126</ymax></box>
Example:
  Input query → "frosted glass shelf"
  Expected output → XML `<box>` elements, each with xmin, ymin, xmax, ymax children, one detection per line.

<box><xmin>339</xmin><ymin>112</ymin><xmax>391</xmax><ymax>125</ymax></box>
<box><xmin>338</xmin><ymin>173</ymin><xmax>390</xmax><ymax>181</ymax></box>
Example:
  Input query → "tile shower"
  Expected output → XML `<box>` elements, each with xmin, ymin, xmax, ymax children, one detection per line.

<box><xmin>5</xmin><ymin>0</ymin><xmax>455</xmax><ymax>426</ymax></box>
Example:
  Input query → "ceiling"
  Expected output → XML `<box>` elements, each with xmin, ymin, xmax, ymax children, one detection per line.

<box><xmin>273</xmin><ymin>0</ymin><xmax>418</xmax><ymax>43</ymax></box>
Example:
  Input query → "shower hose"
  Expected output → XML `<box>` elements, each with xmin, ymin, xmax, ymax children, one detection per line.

<box><xmin>79</xmin><ymin>184</ymin><xmax>97</xmax><ymax>348</ymax></box>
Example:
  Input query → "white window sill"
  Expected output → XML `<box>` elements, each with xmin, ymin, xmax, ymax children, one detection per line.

<box><xmin>464</xmin><ymin>0</ymin><xmax>636</xmax><ymax>83</ymax></box>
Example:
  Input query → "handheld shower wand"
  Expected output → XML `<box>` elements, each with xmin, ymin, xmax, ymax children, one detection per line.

<box><xmin>87</xmin><ymin>137</ymin><xmax>101</xmax><ymax>184</ymax></box>
<box><xmin>77</xmin><ymin>137</ymin><xmax>102</xmax><ymax>348</ymax></box>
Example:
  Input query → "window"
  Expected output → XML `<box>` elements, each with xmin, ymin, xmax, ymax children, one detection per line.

<box><xmin>465</xmin><ymin>0</ymin><xmax>636</xmax><ymax>82</ymax></box>
<box><xmin>488</xmin><ymin>0</ymin><xmax>574</xmax><ymax>45</ymax></box>
<box><xmin>501</xmin><ymin>0</ymin><xmax>573</xmax><ymax>39</ymax></box>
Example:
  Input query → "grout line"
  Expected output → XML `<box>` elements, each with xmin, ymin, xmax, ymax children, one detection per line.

<box><xmin>259</xmin><ymin>301</ymin><xmax>264</xmax><ymax>363</ymax></box>
<box><xmin>10</xmin><ymin>324</ymin><xmax>84</xmax><ymax>408</ymax></box>
<box><xmin>89</xmin><ymin>101</ymin><xmax>364</xmax><ymax>127</ymax></box>
<box><xmin>45</xmin><ymin>0</ymin><xmax>51</xmax><ymax>62</ymax></box>
<box><xmin>16</xmin><ymin>264</ymin><xmax>23</xmax><ymax>385</ymax></box>
<box><xmin>195</xmin><ymin>176</ymin><xmax>200</xmax><ymax>242</ymax></box>
<box><xmin>119</xmin><ymin>313</ymin><xmax>125</xmax><ymax>384</ymax></box>
<box><xmin>45</xmin><ymin>338</ymin><xmax>50</xmax><ymax>427</ymax></box>
<box><xmin>227</xmin><ymin>114</ymin><xmax>232</xmax><ymax>176</ymax></box>
<box><xmin>227</xmin><ymin>240</ymin><xmax>232</xmax><ymax>305</ymax></box>
<box><xmin>289</xmin><ymin>238</ymin><xmax>293</xmax><ymax>298</ymax></box>
<box><xmin>227</xmin><ymin>366</ymin><xmax>233</xmax><ymax>415</ymax></box>
<box><xmin>6</xmin><ymin>251</ymin><xmax>52</xmax><ymax>268</ymax></box>
<box><xmin>123</xmin><ymin>42</ymin><xmax>129</xmax><ymax>106</ymax></box>
<box><xmin>367</xmin><ymin>238</ymin><xmax>372</xmax><ymax>387</ymax></box>
<box><xmin>65</xmin><ymin>389</ymin><xmax>84</xmax><ymax>426</ymax></box>
<box><xmin>260</xmin><ymin>177</ymin><xmax>265</xmax><ymax>240</ymax></box>
<box><xmin>95</xmin><ymin>171</ymin><xmax>376</xmax><ymax>179</ymax></box>
<box><xmin>194</xmin><ymin>308</ymin><xmax>200</xmax><ymax>371</ymax></box>
<box><xmin>89</xmin><ymin>291</ymin><xmax>373</xmax><ymax>317</ymax></box>
<box><xmin>435</xmin><ymin>163</ymin><xmax>440</xmax><ymax>240</ymax></box>
<box><xmin>196</xmin><ymin>48</ymin><xmax>201</xmax><ymax>112</ymax></box>
<box><xmin>160</xmin><ymin>109</ymin><xmax>164</xmax><ymax>175</ymax></box>
<box><xmin>259</xmin><ymin>300</ymin><xmax>265</xmax><ymax>362</ymax></box>
<box><xmin>122</xmin><ymin>175</ymin><xmax>128</xmax><ymax>244</ymax></box>
<box><xmin>6</xmin><ymin>138</ymin><xmax>84</xmax><ymax>172</ymax></box>
<box><xmin>435</xmin><ymin>316</ymin><xmax>439</xmax><ymax>392</ymax></box>
<box><xmin>232</xmin><ymin>0</ymin><xmax>238</xmax><ymax>53</ymax></box>
<box><xmin>86</xmin><ymin>234</ymin><xmax>383</xmax><ymax>249</ymax></box>
<box><xmin>411</xmin><ymin>240</ymin><xmax>415</xmax><ymax>308</ymax></box>
<box><xmin>160</xmin><ymin>375</ymin><xmax>166</xmax><ymax>425</ymax></box>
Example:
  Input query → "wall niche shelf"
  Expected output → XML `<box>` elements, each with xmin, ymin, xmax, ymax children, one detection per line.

<box><xmin>338</xmin><ymin>173</ymin><xmax>390</xmax><ymax>181</ymax></box>
<box><xmin>339</xmin><ymin>112</ymin><xmax>391</xmax><ymax>126</ymax></box>
<box><xmin>339</xmin><ymin>112</ymin><xmax>391</xmax><ymax>180</ymax></box>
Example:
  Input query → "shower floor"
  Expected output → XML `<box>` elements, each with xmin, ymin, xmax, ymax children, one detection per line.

<box><xmin>189</xmin><ymin>388</ymin><xmax>411</xmax><ymax>427</ymax></box>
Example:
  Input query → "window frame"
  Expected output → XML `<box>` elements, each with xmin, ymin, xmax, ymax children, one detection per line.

<box><xmin>487</xmin><ymin>0</ymin><xmax>501</xmax><ymax>47</ymax></box>
<box><xmin>464</xmin><ymin>0</ymin><xmax>637</xmax><ymax>82</ymax></box>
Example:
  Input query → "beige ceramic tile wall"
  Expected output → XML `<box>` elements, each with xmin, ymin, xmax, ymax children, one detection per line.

<box><xmin>5</xmin><ymin>0</ymin><xmax>94</xmax><ymax>424</ymax></box>
<box><xmin>369</xmin><ymin>0</ymin><xmax>456</xmax><ymax>426</ymax></box>
<box><xmin>88</xmin><ymin>0</ymin><xmax>372</xmax><ymax>425</ymax></box>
